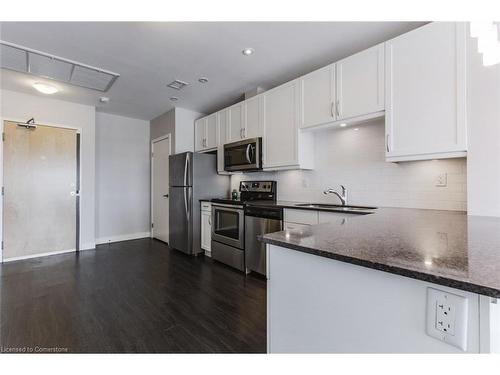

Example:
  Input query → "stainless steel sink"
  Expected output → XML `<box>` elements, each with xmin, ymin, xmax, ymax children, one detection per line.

<box><xmin>294</xmin><ymin>203</ymin><xmax>377</xmax><ymax>213</ymax></box>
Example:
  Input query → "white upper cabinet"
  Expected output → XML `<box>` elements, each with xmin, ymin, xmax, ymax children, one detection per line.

<box><xmin>300</xmin><ymin>64</ymin><xmax>336</xmax><ymax>129</ymax></box>
<box><xmin>385</xmin><ymin>22</ymin><xmax>467</xmax><ymax>161</ymax></box>
<box><xmin>263</xmin><ymin>79</ymin><xmax>314</xmax><ymax>170</ymax></box>
<box><xmin>194</xmin><ymin>118</ymin><xmax>206</xmax><ymax>152</ymax></box>
<box><xmin>205</xmin><ymin>113</ymin><xmax>218</xmax><ymax>149</ymax></box>
<box><xmin>217</xmin><ymin>108</ymin><xmax>228</xmax><ymax>146</ymax></box>
<box><xmin>243</xmin><ymin>95</ymin><xmax>263</xmax><ymax>139</ymax></box>
<box><xmin>195</xmin><ymin>113</ymin><xmax>218</xmax><ymax>152</ymax></box>
<box><xmin>336</xmin><ymin>43</ymin><xmax>385</xmax><ymax>120</ymax></box>
<box><xmin>227</xmin><ymin>103</ymin><xmax>244</xmax><ymax>143</ymax></box>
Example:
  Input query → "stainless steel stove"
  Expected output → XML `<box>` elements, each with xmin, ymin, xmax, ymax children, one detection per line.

<box><xmin>211</xmin><ymin>181</ymin><xmax>278</xmax><ymax>272</ymax></box>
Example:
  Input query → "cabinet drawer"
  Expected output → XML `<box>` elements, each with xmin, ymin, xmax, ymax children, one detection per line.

<box><xmin>318</xmin><ymin>211</ymin><xmax>349</xmax><ymax>224</ymax></box>
<box><xmin>201</xmin><ymin>202</ymin><xmax>212</xmax><ymax>211</ymax></box>
<box><xmin>284</xmin><ymin>209</ymin><xmax>318</xmax><ymax>225</ymax></box>
<box><xmin>284</xmin><ymin>222</ymin><xmax>311</xmax><ymax>231</ymax></box>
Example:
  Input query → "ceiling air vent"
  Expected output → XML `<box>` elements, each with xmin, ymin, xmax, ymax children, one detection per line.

<box><xmin>0</xmin><ymin>40</ymin><xmax>120</xmax><ymax>92</ymax></box>
<box><xmin>167</xmin><ymin>79</ymin><xmax>189</xmax><ymax>90</ymax></box>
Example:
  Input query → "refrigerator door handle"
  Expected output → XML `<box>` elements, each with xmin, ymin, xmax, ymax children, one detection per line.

<box><xmin>184</xmin><ymin>154</ymin><xmax>189</xmax><ymax>186</ymax></box>
<box><xmin>184</xmin><ymin>187</ymin><xmax>189</xmax><ymax>221</ymax></box>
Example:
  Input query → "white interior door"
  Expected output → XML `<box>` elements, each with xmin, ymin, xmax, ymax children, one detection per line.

<box><xmin>3</xmin><ymin>121</ymin><xmax>77</xmax><ymax>261</ymax></box>
<box><xmin>152</xmin><ymin>136</ymin><xmax>171</xmax><ymax>243</ymax></box>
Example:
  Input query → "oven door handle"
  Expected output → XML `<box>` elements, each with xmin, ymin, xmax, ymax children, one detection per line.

<box><xmin>245</xmin><ymin>144</ymin><xmax>253</xmax><ymax>163</ymax></box>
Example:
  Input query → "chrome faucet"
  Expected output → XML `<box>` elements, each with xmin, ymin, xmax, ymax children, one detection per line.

<box><xmin>323</xmin><ymin>185</ymin><xmax>348</xmax><ymax>206</ymax></box>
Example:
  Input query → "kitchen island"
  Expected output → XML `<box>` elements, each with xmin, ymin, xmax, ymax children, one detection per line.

<box><xmin>261</xmin><ymin>208</ymin><xmax>500</xmax><ymax>353</ymax></box>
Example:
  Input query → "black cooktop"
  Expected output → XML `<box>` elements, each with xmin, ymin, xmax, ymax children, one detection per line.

<box><xmin>211</xmin><ymin>198</ymin><xmax>246</xmax><ymax>206</ymax></box>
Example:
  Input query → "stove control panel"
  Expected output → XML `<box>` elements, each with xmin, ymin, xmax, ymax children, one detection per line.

<box><xmin>239</xmin><ymin>181</ymin><xmax>276</xmax><ymax>193</ymax></box>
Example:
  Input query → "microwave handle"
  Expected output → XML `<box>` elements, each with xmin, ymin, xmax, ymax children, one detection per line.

<box><xmin>245</xmin><ymin>144</ymin><xmax>253</xmax><ymax>163</ymax></box>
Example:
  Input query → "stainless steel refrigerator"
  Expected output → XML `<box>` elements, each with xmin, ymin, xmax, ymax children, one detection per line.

<box><xmin>169</xmin><ymin>152</ymin><xmax>229</xmax><ymax>255</ymax></box>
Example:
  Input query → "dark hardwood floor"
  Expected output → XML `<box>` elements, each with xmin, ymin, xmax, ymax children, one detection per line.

<box><xmin>0</xmin><ymin>239</ymin><xmax>267</xmax><ymax>353</ymax></box>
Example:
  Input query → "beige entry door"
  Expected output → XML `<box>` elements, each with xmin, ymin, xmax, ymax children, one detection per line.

<box><xmin>152</xmin><ymin>136</ymin><xmax>170</xmax><ymax>243</ymax></box>
<box><xmin>3</xmin><ymin>121</ymin><xmax>78</xmax><ymax>261</ymax></box>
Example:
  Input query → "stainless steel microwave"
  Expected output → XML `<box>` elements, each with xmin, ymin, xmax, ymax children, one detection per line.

<box><xmin>223</xmin><ymin>137</ymin><xmax>262</xmax><ymax>172</ymax></box>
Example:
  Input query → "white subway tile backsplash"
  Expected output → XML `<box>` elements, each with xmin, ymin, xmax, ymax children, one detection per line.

<box><xmin>231</xmin><ymin>119</ymin><xmax>467</xmax><ymax>211</ymax></box>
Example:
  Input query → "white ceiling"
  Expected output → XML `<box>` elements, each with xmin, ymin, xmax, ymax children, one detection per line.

<box><xmin>0</xmin><ymin>22</ymin><xmax>425</xmax><ymax>121</ymax></box>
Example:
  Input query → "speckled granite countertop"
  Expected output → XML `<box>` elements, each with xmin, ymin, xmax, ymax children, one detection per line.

<box><xmin>261</xmin><ymin>207</ymin><xmax>500</xmax><ymax>298</ymax></box>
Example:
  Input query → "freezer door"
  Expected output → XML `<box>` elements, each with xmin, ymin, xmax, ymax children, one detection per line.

<box><xmin>169</xmin><ymin>186</ymin><xmax>192</xmax><ymax>254</ymax></box>
<box><xmin>169</xmin><ymin>152</ymin><xmax>192</xmax><ymax>187</ymax></box>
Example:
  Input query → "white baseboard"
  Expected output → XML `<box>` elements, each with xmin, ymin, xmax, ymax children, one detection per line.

<box><xmin>80</xmin><ymin>242</ymin><xmax>96</xmax><ymax>251</ymax></box>
<box><xmin>3</xmin><ymin>248</ymin><xmax>76</xmax><ymax>263</ymax></box>
<box><xmin>96</xmin><ymin>232</ymin><xmax>151</xmax><ymax>245</ymax></box>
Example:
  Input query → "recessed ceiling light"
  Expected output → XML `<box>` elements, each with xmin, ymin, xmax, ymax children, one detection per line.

<box><xmin>99</xmin><ymin>96</ymin><xmax>110</xmax><ymax>103</ymax></box>
<box><xmin>339</xmin><ymin>123</ymin><xmax>347</xmax><ymax>127</ymax></box>
<box><xmin>198</xmin><ymin>77</ymin><xmax>209</xmax><ymax>84</ymax></box>
<box><xmin>170</xmin><ymin>97</ymin><xmax>179</xmax><ymax>101</ymax></box>
<box><xmin>354</xmin><ymin>128</ymin><xmax>359</xmax><ymax>131</ymax></box>
<box><xmin>32</xmin><ymin>82</ymin><xmax>58</xmax><ymax>94</ymax></box>
<box><xmin>242</xmin><ymin>48</ymin><xmax>255</xmax><ymax>56</ymax></box>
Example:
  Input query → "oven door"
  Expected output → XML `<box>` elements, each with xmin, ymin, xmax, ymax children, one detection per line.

<box><xmin>224</xmin><ymin>138</ymin><xmax>261</xmax><ymax>171</ymax></box>
<box><xmin>211</xmin><ymin>204</ymin><xmax>244</xmax><ymax>249</ymax></box>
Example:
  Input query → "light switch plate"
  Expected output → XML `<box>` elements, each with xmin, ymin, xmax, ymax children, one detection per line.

<box><xmin>426</xmin><ymin>287</ymin><xmax>468</xmax><ymax>351</ymax></box>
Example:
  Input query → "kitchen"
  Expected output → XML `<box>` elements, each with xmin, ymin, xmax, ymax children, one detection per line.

<box><xmin>184</xmin><ymin>21</ymin><xmax>500</xmax><ymax>354</ymax></box>
<box><xmin>0</xmin><ymin>10</ymin><xmax>500</xmax><ymax>370</ymax></box>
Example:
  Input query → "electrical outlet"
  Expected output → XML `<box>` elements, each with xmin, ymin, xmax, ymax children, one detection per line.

<box><xmin>436</xmin><ymin>173</ymin><xmax>447</xmax><ymax>187</ymax></box>
<box><xmin>435</xmin><ymin>300</ymin><xmax>456</xmax><ymax>335</ymax></box>
<box><xmin>426</xmin><ymin>288</ymin><xmax>468</xmax><ymax>351</ymax></box>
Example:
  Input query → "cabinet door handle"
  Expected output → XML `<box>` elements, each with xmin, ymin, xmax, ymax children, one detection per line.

<box><xmin>336</xmin><ymin>99</ymin><xmax>340</xmax><ymax>117</ymax></box>
<box><xmin>330</xmin><ymin>102</ymin><xmax>335</xmax><ymax>118</ymax></box>
<box><xmin>208</xmin><ymin>216</ymin><xmax>212</xmax><ymax>225</ymax></box>
<box><xmin>386</xmin><ymin>134</ymin><xmax>390</xmax><ymax>152</ymax></box>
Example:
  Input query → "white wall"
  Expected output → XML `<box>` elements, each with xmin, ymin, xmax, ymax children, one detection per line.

<box><xmin>151</xmin><ymin>108</ymin><xmax>175</xmax><ymax>143</ymax></box>
<box><xmin>95</xmin><ymin>112</ymin><xmax>150</xmax><ymax>243</ymax></box>
<box><xmin>0</xmin><ymin>89</ymin><xmax>96</xmax><ymax>250</ymax></box>
<box><xmin>150</xmin><ymin>107</ymin><xmax>202</xmax><ymax>153</ymax></box>
<box><xmin>466</xmin><ymin>34</ymin><xmax>500</xmax><ymax>217</ymax></box>
<box><xmin>175</xmin><ymin>107</ymin><xmax>203</xmax><ymax>153</ymax></box>
<box><xmin>232</xmin><ymin>120</ymin><xmax>467</xmax><ymax>211</ymax></box>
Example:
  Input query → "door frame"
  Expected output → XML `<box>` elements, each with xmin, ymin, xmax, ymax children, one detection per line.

<box><xmin>0</xmin><ymin>117</ymin><xmax>83</xmax><ymax>263</ymax></box>
<box><xmin>150</xmin><ymin>134</ymin><xmax>171</xmax><ymax>241</ymax></box>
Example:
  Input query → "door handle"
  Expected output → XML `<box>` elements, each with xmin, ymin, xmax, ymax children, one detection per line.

<box><xmin>386</xmin><ymin>134</ymin><xmax>390</xmax><ymax>153</ymax></box>
<box><xmin>163</xmin><ymin>194</ymin><xmax>169</xmax><ymax>198</ymax></box>
<box><xmin>184</xmin><ymin>188</ymin><xmax>190</xmax><ymax>222</ymax></box>
<box><xmin>184</xmin><ymin>154</ymin><xmax>189</xmax><ymax>186</ymax></box>
<box><xmin>245</xmin><ymin>144</ymin><xmax>253</xmax><ymax>163</ymax></box>
<box><xmin>208</xmin><ymin>216</ymin><xmax>212</xmax><ymax>225</ymax></box>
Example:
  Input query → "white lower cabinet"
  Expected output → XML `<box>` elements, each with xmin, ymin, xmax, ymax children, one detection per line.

<box><xmin>284</xmin><ymin>209</ymin><xmax>318</xmax><ymax>225</ymax></box>
<box><xmin>201</xmin><ymin>202</ymin><xmax>212</xmax><ymax>256</ymax></box>
<box><xmin>263</xmin><ymin>80</ymin><xmax>314</xmax><ymax>170</ymax></box>
<box><xmin>318</xmin><ymin>211</ymin><xmax>352</xmax><ymax>223</ymax></box>
<box><xmin>284</xmin><ymin>222</ymin><xmax>311</xmax><ymax>232</ymax></box>
<box><xmin>284</xmin><ymin>208</ymin><xmax>352</xmax><ymax>229</ymax></box>
<box><xmin>385</xmin><ymin>22</ymin><xmax>467</xmax><ymax>161</ymax></box>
